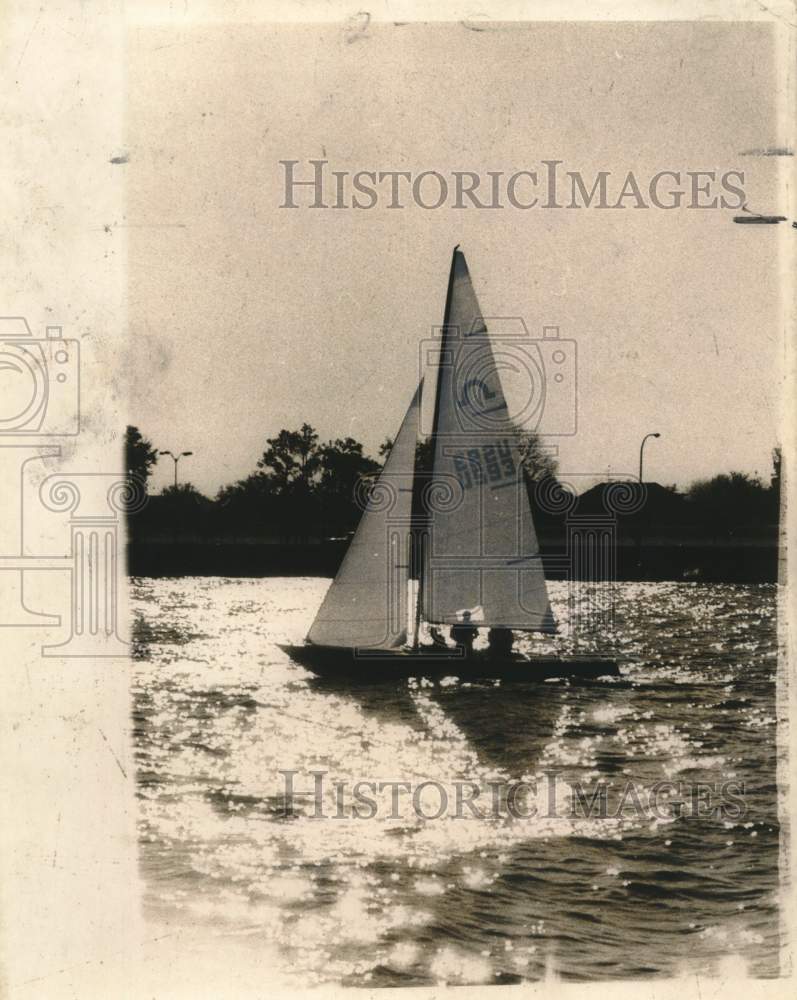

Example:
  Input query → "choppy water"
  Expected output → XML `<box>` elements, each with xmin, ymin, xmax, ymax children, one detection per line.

<box><xmin>131</xmin><ymin>578</ymin><xmax>782</xmax><ymax>984</ymax></box>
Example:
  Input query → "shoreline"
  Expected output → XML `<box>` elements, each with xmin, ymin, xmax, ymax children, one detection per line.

<box><xmin>127</xmin><ymin>539</ymin><xmax>778</xmax><ymax>583</ymax></box>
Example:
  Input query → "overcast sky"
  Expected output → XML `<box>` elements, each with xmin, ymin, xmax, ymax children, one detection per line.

<box><xmin>127</xmin><ymin>20</ymin><xmax>783</xmax><ymax>497</ymax></box>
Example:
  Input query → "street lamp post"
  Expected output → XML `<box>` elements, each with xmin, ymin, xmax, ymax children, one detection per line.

<box><xmin>159</xmin><ymin>449</ymin><xmax>193</xmax><ymax>489</ymax></box>
<box><xmin>636</xmin><ymin>432</ymin><xmax>660</xmax><ymax>579</ymax></box>
<box><xmin>638</xmin><ymin>433</ymin><xmax>660</xmax><ymax>484</ymax></box>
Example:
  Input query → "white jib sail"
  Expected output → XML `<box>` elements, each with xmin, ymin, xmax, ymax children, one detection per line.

<box><xmin>307</xmin><ymin>383</ymin><xmax>422</xmax><ymax>648</ymax></box>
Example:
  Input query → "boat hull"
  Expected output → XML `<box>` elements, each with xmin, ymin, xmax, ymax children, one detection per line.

<box><xmin>278</xmin><ymin>644</ymin><xmax>619</xmax><ymax>683</ymax></box>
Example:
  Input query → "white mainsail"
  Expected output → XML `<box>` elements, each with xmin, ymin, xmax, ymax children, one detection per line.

<box><xmin>422</xmin><ymin>249</ymin><xmax>557</xmax><ymax>633</ymax></box>
<box><xmin>307</xmin><ymin>384</ymin><xmax>421</xmax><ymax>648</ymax></box>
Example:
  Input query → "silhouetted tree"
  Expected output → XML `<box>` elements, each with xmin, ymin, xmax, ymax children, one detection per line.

<box><xmin>125</xmin><ymin>425</ymin><xmax>158</xmax><ymax>485</ymax></box>
<box><xmin>317</xmin><ymin>438</ymin><xmax>380</xmax><ymax>534</ymax></box>
<box><xmin>216</xmin><ymin>474</ymin><xmax>271</xmax><ymax>507</ymax></box>
<box><xmin>771</xmin><ymin>447</ymin><xmax>782</xmax><ymax>495</ymax></box>
<box><xmin>146</xmin><ymin>482</ymin><xmax>212</xmax><ymax>541</ymax></box>
<box><xmin>220</xmin><ymin>425</ymin><xmax>386</xmax><ymax>539</ymax></box>
<box><xmin>319</xmin><ymin>438</ymin><xmax>379</xmax><ymax>496</ymax></box>
<box><xmin>257</xmin><ymin>423</ymin><xmax>321</xmax><ymax>494</ymax></box>
<box><xmin>685</xmin><ymin>471</ymin><xmax>774</xmax><ymax>532</ymax></box>
<box><xmin>160</xmin><ymin>482</ymin><xmax>208</xmax><ymax>501</ymax></box>
<box><xmin>518</xmin><ymin>433</ymin><xmax>559</xmax><ymax>482</ymax></box>
<box><xmin>380</xmin><ymin>436</ymin><xmax>432</xmax><ymax>471</ymax></box>
<box><xmin>213</xmin><ymin>472</ymin><xmax>281</xmax><ymax>538</ymax></box>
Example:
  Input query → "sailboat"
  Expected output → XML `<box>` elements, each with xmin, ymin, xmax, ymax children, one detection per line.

<box><xmin>279</xmin><ymin>248</ymin><xmax>618</xmax><ymax>682</ymax></box>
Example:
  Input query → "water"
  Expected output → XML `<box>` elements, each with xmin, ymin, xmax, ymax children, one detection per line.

<box><xmin>131</xmin><ymin>578</ymin><xmax>782</xmax><ymax>984</ymax></box>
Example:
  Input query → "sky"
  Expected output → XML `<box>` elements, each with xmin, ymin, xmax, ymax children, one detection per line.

<box><xmin>126</xmin><ymin>20</ymin><xmax>785</xmax><ymax>497</ymax></box>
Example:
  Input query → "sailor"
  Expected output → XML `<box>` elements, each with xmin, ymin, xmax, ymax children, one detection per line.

<box><xmin>450</xmin><ymin>611</ymin><xmax>478</xmax><ymax>657</ymax></box>
<box><xmin>429</xmin><ymin>626</ymin><xmax>449</xmax><ymax>649</ymax></box>
<box><xmin>487</xmin><ymin>627</ymin><xmax>514</xmax><ymax>657</ymax></box>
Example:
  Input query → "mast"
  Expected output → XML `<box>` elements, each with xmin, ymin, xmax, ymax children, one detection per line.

<box><xmin>430</xmin><ymin>245</ymin><xmax>461</xmax><ymax>464</ymax></box>
<box><xmin>414</xmin><ymin>245</ymin><xmax>461</xmax><ymax>639</ymax></box>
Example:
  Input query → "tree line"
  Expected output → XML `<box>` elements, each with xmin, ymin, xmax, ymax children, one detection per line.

<box><xmin>124</xmin><ymin>425</ymin><xmax>781</xmax><ymax>542</ymax></box>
